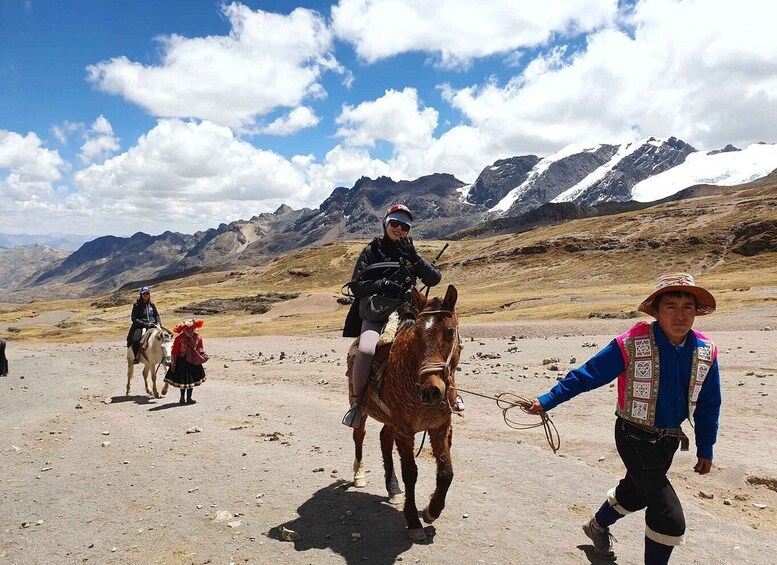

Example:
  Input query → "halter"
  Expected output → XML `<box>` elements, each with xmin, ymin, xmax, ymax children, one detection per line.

<box><xmin>416</xmin><ymin>309</ymin><xmax>460</xmax><ymax>399</ymax></box>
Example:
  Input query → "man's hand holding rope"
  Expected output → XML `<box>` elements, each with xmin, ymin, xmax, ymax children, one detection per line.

<box><xmin>526</xmin><ymin>398</ymin><xmax>545</xmax><ymax>415</ymax></box>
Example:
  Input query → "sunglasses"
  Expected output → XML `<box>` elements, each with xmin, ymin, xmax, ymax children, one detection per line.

<box><xmin>388</xmin><ymin>219</ymin><xmax>411</xmax><ymax>231</ymax></box>
<box><xmin>141</xmin><ymin>292</ymin><xmax>150</xmax><ymax>296</ymax></box>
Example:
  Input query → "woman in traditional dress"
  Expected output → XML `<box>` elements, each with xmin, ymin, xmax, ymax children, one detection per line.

<box><xmin>164</xmin><ymin>319</ymin><xmax>208</xmax><ymax>404</ymax></box>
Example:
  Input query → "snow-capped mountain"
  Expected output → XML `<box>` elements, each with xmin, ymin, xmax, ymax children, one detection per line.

<box><xmin>630</xmin><ymin>143</ymin><xmax>777</xmax><ymax>201</ymax></box>
<box><xmin>476</xmin><ymin>137</ymin><xmax>697</xmax><ymax>216</ymax></box>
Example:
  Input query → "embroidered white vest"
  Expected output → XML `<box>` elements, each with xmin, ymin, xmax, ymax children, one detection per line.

<box><xmin>615</xmin><ymin>322</ymin><xmax>716</xmax><ymax>427</ymax></box>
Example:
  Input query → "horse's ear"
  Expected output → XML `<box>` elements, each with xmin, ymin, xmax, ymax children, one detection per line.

<box><xmin>443</xmin><ymin>285</ymin><xmax>457</xmax><ymax>310</ymax></box>
<box><xmin>411</xmin><ymin>286</ymin><xmax>426</xmax><ymax>310</ymax></box>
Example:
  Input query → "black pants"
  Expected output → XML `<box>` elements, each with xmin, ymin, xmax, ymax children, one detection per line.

<box><xmin>126</xmin><ymin>324</ymin><xmax>143</xmax><ymax>354</ymax></box>
<box><xmin>613</xmin><ymin>418</ymin><xmax>685</xmax><ymax>545</ymax></box>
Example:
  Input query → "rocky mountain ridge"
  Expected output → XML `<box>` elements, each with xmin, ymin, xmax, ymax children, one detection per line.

<box><xmin>5</xmin><ymin>137</ymin><xmax>777</xmax><ymax>300</ymax></box>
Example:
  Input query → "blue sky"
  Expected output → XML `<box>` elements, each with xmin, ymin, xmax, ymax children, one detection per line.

<box><xmin>1</xmin><ymin>0</ymin><xmax>776</xmax><ymax>237</ymax></box>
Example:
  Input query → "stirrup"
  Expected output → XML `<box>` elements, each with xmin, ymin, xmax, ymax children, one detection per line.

<box><xmin>342</xmin><ymin>403</ymin><xmax>363</xmax><ymax>428</ymax></box>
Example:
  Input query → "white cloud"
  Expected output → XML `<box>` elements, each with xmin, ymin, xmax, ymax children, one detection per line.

<box><xmin>258</xmin><ymin>106</ymin><xmax>320</xmax><ymax>136</ymax></box>
<box><xmin>0</xmin><ymin>131</ymin><xmax>69</xmax><ymax>229</ymax></box>
<box><xmin>66</xmin><ymin>119</ymin><xmax>346</xmax><ymax>233</ymax></box>
<box><xmin>332</xmin><ymin>0</ymin><xmax>616</xmax><ymax>67</ymax></box>
<box><xmin>441</xmin><ymin>0</ymin><xmax>777</xmax><ymax>153</ymax></box>
<box><xmin>51</xmin><ymin>120</ymin><xmax>83</xmax><ymax>145</ymax></box>
<box><xmin>79</xmin><ymin>115</ymin><xmax>121</xmax><ymax>164</ymax></box>
<box><xmin>336</xmin><ymin>87</ymin><xmax>438</xmax><ymax>149</ymax></box>
<box><xmin>0</xmin><ymin>130</ymin><xmax>66</xmax><ymax>186</ymax></box>
<box><xmin>331</xmin><ymin>88</ymin><xmax>500</xmax><ymax>182</ymax></box>
<box><xmin>87</xmin><ymin>3</ymin><xmax>341</xmax><ymax>129</ymax></box>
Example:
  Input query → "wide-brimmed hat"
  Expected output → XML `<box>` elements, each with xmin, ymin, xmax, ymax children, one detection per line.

<box><xmin>638</xmin><ymin>273</ymin><xmax>716</xmax><ymax>318</ymax></box>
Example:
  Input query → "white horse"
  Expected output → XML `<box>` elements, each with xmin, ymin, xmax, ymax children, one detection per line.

<box><xmin>126</xmin><ymin>325</ymin><xmax>173</xmax><ymax>398</ymax></box>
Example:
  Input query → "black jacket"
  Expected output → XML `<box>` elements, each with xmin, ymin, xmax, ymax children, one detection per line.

<box><xmin>130</xmin><ymin>300</ymin><xmax>161</xmax><ymax>328</ymax></box>
<box><xmin>342</xmin><ymin>236</ymin><xmax>442</xmax><ymax>337</ymax></box>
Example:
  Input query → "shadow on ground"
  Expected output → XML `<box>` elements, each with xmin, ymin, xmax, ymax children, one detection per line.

<box><xmin>147</xmin><ymin>400</ymin><xmax>188</xmax><ymax>412</ymax></box>
<box><xmin>110</xmin><ymin>395</ymin><xmax>154</xmax><ymax>405</ymax></box>
<box><xmin>269</xmin><ymin>481</ymin><xmax>435</xmax><ymax>564</ymax></box>
<box><xmin>577</xmin><ymin>543</ymin><xmax>622</xmax><ymax>564</ymax></box>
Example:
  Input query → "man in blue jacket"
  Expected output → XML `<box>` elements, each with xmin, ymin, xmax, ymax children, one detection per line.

<box><xmin>528</xmin><ymin>273</ymin><xmax>721</xmax><ymax>565</ymax></box>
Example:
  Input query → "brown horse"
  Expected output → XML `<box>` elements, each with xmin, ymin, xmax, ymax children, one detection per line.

<box><xmin>347</xmin><ymin>285</ymin><xmax>461</xmax><ymax>541</ymax></box>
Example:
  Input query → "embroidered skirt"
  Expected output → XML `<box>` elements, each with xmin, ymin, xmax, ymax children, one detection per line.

<box><xmin>164</xmin><ymin>357</ymin><xmax>206</xmax><ymax>389</ymax></box>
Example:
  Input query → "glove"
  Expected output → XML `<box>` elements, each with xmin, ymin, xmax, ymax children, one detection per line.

<box><xmin>379</xmin><ymin>279</ymin><xmax>405</xmax><ymax>298</ymax></box>
<box><xmin>397</xmin><ymin>236</ymin><xmax>420</xmax><ymax>263</ymax></box>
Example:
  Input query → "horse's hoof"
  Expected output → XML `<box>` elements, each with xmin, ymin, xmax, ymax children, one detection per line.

<box><xmin>421</xmin><ymin>507</ymin><xmax>437</xmax><ymax>524</ymax></box>
<box><xmin>154</xmin><ymin>393</ymin><xmax>161</xmax><ymax>399</ymax></box>
<box><xmin>407</xmin><ymin>528</ymin><xmax>427</xmax><ymax>542</ymax></box>
<box><xmin>353</xmin><ymin>476</ymin><xmax>367</xmax><ymax>488</ymax></box>
<box><xmin>388</xmin><ymin>493</ymin><xmax>404</xmax><ymax>506</ymax></box>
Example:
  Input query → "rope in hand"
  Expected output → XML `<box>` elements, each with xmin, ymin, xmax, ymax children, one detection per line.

<box><xmin>457</xmin><ymin>387</ymin><xmax>561</xmax><ymax>453</ymax></box>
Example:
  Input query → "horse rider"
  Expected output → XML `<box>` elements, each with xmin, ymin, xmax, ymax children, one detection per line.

<box><xmin>341</xmin><ymin>204</ymin><xmax>445</xmax><ymax>428</ymax></box>
<box><xmin>527</xmin><ymin>273</ymin><xmax>722</xmax><ymax>565</ymax></box>
<box><xmin>0</xmin><ymin>337</ymin><xmax>8</xmax><ymax>376</ymax></box>
<box><xmin>126</xmin><ymin>286</ymin><xmax>161</xmax><ymax>362</ymax></box>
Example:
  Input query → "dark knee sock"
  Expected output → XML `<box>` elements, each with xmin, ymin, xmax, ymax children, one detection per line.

<box><xmin>180</xmin><ymin>389</ymin><xmax>186</xmax><ymax>400</ymax></box>
<box><xmin>187</xmin><ymin>388</ymin><xmax>193</xmax><ymax>401</ymax></box>
<box><xmin>594</xmin><ymin>500</ymin><xmax>623</xmax><ymax>529</ymax></box>
<box><xmin>645</xmin><ymin>536</ymin><xmax>674</xmax><ymax>565</ymax></box>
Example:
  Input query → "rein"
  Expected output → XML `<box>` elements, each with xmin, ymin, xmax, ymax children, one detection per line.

<box><xmin>456</xmin><ymin>388</ymin><xmax>561</xmax><ymax>454</ymax></box>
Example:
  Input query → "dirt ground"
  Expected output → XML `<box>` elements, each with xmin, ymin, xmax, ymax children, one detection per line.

<box><xmin>2</xmin><ymin>312</ymin><xmax>776</xmax><ymax>565</ymax></box>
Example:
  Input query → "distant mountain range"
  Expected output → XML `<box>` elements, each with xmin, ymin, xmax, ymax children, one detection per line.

<box><xmin>0</xmin><ymin>233</ymin><xmax>95</xmax><ymax>251</ymax></box>
<box><xmin>3</xmin><ymin>137</ymin><xmax>776</xmax><ymax>299</ymax></box>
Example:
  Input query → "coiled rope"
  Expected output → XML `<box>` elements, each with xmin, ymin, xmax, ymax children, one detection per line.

<box><xmin>457</xmin><ymin>388</ymin><xmax>561</xmax><ymax>453</ymax></box>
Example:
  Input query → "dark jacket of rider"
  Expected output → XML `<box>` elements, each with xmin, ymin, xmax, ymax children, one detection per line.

<box><xmin>131</xmin><ymin>300</ymin><xmax>161</xmax><ymax>328</ymax></box>
<box><xmin>342</xmin><ymin>236</ymin><xmax>441</xmax><ymax>337</ymax></box>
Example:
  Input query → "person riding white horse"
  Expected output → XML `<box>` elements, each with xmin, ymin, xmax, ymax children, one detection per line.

<box><xmin>126</xmin><ymin>325</ymin><xmax>173</xmax><ymax>398</ymax></box>
<box><xmin>126</xmin><ymin>286</ymin><xmax>161</xmax><ymax>363</ymax></box>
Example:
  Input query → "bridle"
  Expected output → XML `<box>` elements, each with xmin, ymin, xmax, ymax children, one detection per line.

<box><xmin>416</xmin><ymin>309</ymin><xmax>460</xmax><ymax>407</ymax></box>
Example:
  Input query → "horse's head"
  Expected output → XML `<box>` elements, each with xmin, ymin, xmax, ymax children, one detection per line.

<box><xmin>407</xmin><ymin>285</ymin><xmax>460</xmax><ymax>407</ymax></box>
<box><xmin>156</xmin><ymin>327</ymin><xmax>174</xmax><ymax>366</ymax></box>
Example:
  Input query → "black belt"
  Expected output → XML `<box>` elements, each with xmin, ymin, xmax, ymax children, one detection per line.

<box><xmin>620</xmin><ymin>418</ymin><xmax>690</xmax><ymax>452</ymax></box>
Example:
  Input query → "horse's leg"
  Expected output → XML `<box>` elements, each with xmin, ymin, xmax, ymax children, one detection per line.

<box><xmin>380</xmin><ymin>424</ymin><xmax>403</xmax><ymax>505</ymax></box>
<box><xmin>142</xmin><ymin>363</ymin><xmax>153</xmax><ymax>396</ymax></box>
<box><xmin>421</xmin><ymin>424</ymin><xmax>454</xmax><ymax>524</ymax></box>
<box><xmin>352</xmin><ymin>416</ymin><xmax>367</xmax><ymax>488</ymax></box>
<box><xmin>161</xmin><ymin>379</ymin><xmax>168</xmax><ymax>396</ymax></box>
<box><xmin>395</xmin><ymin>433</ymin><xmax>425</xmax><ymax>541</ymax></box>
<box><xmin>150</xmin><ymin>367</ymin><xmax>160</xmax><ymax>398</ymax></box>
<box><xmin>126</xmin><ymin>350</ymin><xmax>134</xmax><ymax>396</ymax></box>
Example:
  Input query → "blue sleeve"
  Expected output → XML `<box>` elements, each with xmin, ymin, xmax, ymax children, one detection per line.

<box><xmin>692</xmin><ymin>359</ymin><xmax>721</xmax><ymax>460</ymax></box>
<box><xmin>537</xmin><ymin>340</ymin><xmax>625</xmax><ymax>412</ymax></box>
